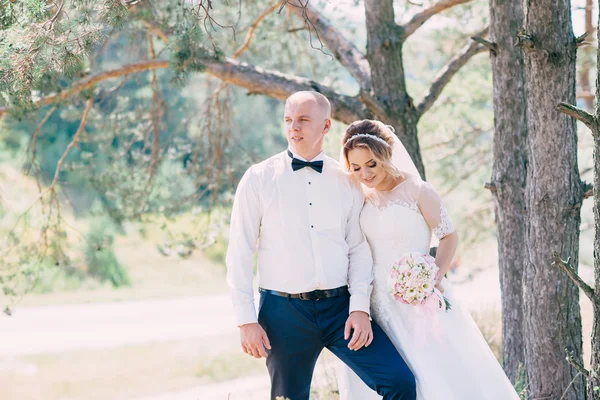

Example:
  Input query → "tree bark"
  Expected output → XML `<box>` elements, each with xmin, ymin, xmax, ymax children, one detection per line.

<box><xmin>521</xmin><ymin>1</ymin><xmax>586</xmax><ymax>398</ymax></box>
<box><xmin>488</xmin><ymin>0</ymin><xmax>527</xmax><ymax>384</ymax></box>
<box><xmin>365</xmin><ymin>0</ymin><xmax>425</xmax><ymax>178</ymax></box>
<box><xmin>589</xmin><ymin>127</ymin><xmax>600</xmax><ymax>397</ymax></box>
<box><xmin>588</xmin><ymin>8</ymin><xmax>600</xmax><ymax>394</ymax></box>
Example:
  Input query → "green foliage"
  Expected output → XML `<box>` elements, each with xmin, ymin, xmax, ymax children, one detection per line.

<box><xmin>513</xmin><ymin>363</ymin><xmax>528</xmax><ymax>400</ymax></box>
<box><xmin>30</xmin><ymin>263</ymin><xmax>97</xmax><ymax>294</ymax></box>
<box><xmin>170</xmin><ymin>22</ymin><xmax>207</xmax><ymax>86</ymax></box>
<box><xmin>83</xmin><ymin>216</ymin><xmax>130</xmax><ymax>287</ymax></box>
<box><xmin>100</xmin><ymin>1</ymin><xmax>128</xmax><ymax>29</ymax></box>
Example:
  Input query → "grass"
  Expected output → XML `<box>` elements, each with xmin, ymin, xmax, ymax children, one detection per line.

<box><xmin>0</xmin><ymin>334</ymin><xmax>262</xmax><ymax>400</ymax></box>
<box><xmin>196</xmin><ymin>349</ymin><xmax>266</xmax><ymax>382</ymax></box>
<box><xmin>2</xmin><ymin>206</ymin><xmax>229</xmax><ymax>309</ymax></box>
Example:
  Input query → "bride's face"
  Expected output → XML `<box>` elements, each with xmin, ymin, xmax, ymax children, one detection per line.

<box><xmin>347</xmin><ymin>147</ymin><xmax>389</xmax><ymax>189</ymax></box>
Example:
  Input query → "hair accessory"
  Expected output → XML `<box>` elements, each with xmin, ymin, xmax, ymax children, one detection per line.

<box><xmin>345</xmin><ymin>133</ymin><xmax>391</xmax><ymax>148</ymax></box>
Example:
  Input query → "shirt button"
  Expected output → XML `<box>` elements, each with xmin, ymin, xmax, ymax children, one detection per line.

<box><xmin>311</xmin><ymin>225</ymin><xmax>314</xmax><ymax>228</ymax></box>
<box><xmin>308</xmin><ymin>182</ymin><xmax>311</xmax><ymax>185</ymax></box>
<box><xmin>309</xmin><ymin>203</ymin><xmax>312</xmax><ymax>206</ymax></box>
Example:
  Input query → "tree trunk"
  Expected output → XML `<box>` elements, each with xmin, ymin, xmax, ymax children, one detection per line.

<box><xmin>591</xmin><ymin>127</ymin><xmax>600</xmax><ymax>397</ymax></box>
<box><xmin>578</xmin><ymin>0</ymin><xmax>595</xmax><ymax>111</ymax></box>
<box><xmin>521</xmin><ymin>1</ymin><xmax>586</xmax><ymax>398</ymax></box>
<box><xmin>488</xmin><ymin>0</ymin><xmax>527</xmax><ymax>384</ymax></box>
<box><xmin>364</xmin><ymin>0</ymin><xmax>425</xmax><ymax>179</ymax></box>
<box><xmin>589</xmin><ymin>11</ymin><xmax>600</xmax><ymax>395</ymax></box>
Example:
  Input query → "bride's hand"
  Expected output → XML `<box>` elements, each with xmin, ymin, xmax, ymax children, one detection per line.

<box><xmin>435</xmin><ymin>279</ymin><xmax>445</xmax><ymax>293</ymax></box>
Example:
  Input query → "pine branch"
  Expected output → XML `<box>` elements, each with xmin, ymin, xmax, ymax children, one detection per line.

<box><xmin>0</xmin><ymin>58</ymin><xmax>366</xmax><ymax>124</ymax></box>
<box><xmin>557</xmin><ymin>102</ymin><xmax>597</xmax><ymax>132</ymax></box>
<box><xmin>142</xmin><ymin>20</ymin><xmax>170</xmax><ymax>44</ymax></box>
<box><xmin>0</xmin><ymin>60</ymin><xmax>171</xmax><ymax>119</ymax></box>
<box><xmin>201</xmin><ymin>56</ymin><xmax>367</xmax><ymax>124</ymax></box>
<box><xmin>553</xmin><ymin>253</ymin><xmax>596</xmax><ymax>304</ymax></box>
<box><xmin>401</xmin><ymin>0</ymin><xmax>473</xmax><ymax>40</ymax></box>
<box><xmin>233</xmin><ymin>2</ymin><xmax>281</xmax><ymax>59</ymax></box>
<box><xmin>415</xmin><ymin>28</ymin><xmax>488</xmax><ymax>118</ymax></box>
<box><xmin>287</xmin><ymin>0</ymin><xmax>371</xmax><ymax>91</ymax></box>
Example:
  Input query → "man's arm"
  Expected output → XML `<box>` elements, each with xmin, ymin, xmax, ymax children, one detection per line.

<box><xmin>225</xmin><ymin>167</ymin><xmax>261</xmax><ymax>326</ymax></box>
<box><xmin>226</xmin><ymin>168</ymin><xmax>272</xmax><ymax>359</ymax></box>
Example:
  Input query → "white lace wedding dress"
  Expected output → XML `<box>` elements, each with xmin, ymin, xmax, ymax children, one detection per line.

<box><xmin>337</xmin><ymin>176</ymin><xmax>519</xmax><ymax>400</ymax></box>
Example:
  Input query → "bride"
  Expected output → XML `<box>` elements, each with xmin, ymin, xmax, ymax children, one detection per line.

<box><xmin>336</xmin><ymin>120</ymin><xmax>519</xmax><ymax>400</ymax></box>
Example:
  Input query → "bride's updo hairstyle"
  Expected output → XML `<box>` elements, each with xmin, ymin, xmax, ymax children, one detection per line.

<box><xmin>342</xmin><ymin>119</ymin><xmax>402</xmax><ymax>178</ymax></box>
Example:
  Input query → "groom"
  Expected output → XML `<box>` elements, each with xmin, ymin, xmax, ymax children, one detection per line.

<box><xmin>226</xmin><ymin>91</ymin><xmax>416</xmax><ymax>400</ymax></box>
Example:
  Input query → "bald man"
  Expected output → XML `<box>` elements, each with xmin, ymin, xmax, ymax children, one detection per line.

<box><xmin>226</xmin><ymin>91</ymin><xmax>416</xmax><ymax>400</ymax></box>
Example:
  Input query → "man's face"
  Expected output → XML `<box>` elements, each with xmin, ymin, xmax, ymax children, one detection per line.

<box><xmin>284</xmin><ymin>96</ymin><xmax>331</xmax><ymax>160</ymax></box>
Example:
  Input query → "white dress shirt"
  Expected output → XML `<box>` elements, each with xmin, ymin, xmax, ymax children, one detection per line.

<box><xmin>225</xmin><ymin>150</ymin><xmax>374</xmax><ymax>326</ymax></box>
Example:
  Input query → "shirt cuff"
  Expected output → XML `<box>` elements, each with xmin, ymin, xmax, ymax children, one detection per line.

<box><xmin>235</xmin><ymin>302</ymin><xmax>258</xmax><ymax>327</ymax></box>
<box><xmin>349</xmin><ymin>294</ymin><xmax>370</xmax><ymax>317</ymax></box>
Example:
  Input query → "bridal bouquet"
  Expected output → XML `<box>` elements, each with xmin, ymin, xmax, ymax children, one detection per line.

<box><xmin>389</xmin><ymin>252</ymin><xmax>451</xmax><ymax>312</ymax></box>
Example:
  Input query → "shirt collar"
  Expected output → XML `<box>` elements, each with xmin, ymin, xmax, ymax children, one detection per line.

<box><xmin>287</xmin><ymin>149</ymin><xmax>325</xmax><ymax>163</ymax></box>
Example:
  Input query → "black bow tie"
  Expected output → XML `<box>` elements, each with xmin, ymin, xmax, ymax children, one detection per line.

<box><xmin>288</xmin><ymin>150</ymin><xmax>323</xmax><ymax>173</ymax></box>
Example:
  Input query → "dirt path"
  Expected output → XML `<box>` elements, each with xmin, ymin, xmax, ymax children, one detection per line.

<box><xmin>0</xmin><ymin>294</ymin><xmax>236</xmax><ymax>357</ymax></box>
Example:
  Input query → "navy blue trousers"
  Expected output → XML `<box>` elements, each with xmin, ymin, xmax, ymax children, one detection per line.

<box><xmin>258</xmin><ymin>291</ymin><xmax>416</xmax><ymax>400</ymax></box>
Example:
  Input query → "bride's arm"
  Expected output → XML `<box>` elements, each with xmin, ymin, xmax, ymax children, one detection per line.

<box><xmin>432</xmin><ymin>233</ymin><xmax>458</xmax><ymax>289</ymax></box>
<box><xmin>417</xmin><ymin>183</ymin><xmax>459</xmax><ymax>289</ymax></box>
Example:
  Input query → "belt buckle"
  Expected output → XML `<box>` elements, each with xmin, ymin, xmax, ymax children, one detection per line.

<box><xmin>299</xmin><ymin>292</ymin><xmax>312</xmax><ymax>300</ymax></box>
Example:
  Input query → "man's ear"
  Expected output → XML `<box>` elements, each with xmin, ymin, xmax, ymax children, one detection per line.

<box><xmin>323</xmin><ymin>119</ymin><xmax>332</xmax><ymax>134</ymax></box>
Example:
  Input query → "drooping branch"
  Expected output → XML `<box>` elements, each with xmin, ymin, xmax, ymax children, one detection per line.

<box><xmin>553</xmin><ymin>253</ymin><xmax>596</xmax><ymax>305</ymax></box>
<box><xmin>558</xmin><ymin>102</ymin><xmax>597</xmax><ymax>132</ymax></box>
<box><xmin>415</xmin><ymin>28</ymin><xmax>488</xmax><ymax>118</ymax></box>
<box><xmin>26</xmin><ymin>105</ymin><xmax>58</xmax><ymax>175</ymax></box>
<box><xmin>401</xmin><ymin>0</ymin><xmax>473</xmax><ymax>41</ymax></box>
<box><xmin>287</xmin><ymin>0</ymin><xmax>371</xmax><ymax>91</ymax></box>
<box><xmin>146</xmin><ymin>33</ymin><xmax>165</xmax><ymax>187</ymax></box>
<box><xmin>0</xmin><ymin>57</ymin><xmax>366</xmax><ymax>124</ymax></box>
<box><xmin>50</xmin><ymin>97</ymin><xmax>94</xmax><ymax>191</ymax></box>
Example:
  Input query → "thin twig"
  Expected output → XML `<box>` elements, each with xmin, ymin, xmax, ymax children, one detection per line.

<box><xmin>233</xmin><ymin>2</ymin><xmax>280</xmax><ymax>59</ymax></box>
<box><xmin>557</xmin><ymin>102</ymin><xmax>597</xmax><ymax>132</ymax></box>
<box><xmin>552</xmin><ymin>253</ymin><xmax>596</xmax><ymax>304</ymax></box>
<box><xmin>559</xmin><ymin>372</ymin><xmax>583</xmax><ymax>400</ymax></box>
<box><xmin>401</xmin><ymin>0</ymin><xmax>473</xmax><ymax>40</ymax></box>
<box><xmin>471</xmin><ymin>36</ymin><xmax>496</xmax><ymax>54</ymax></box>
<box><xmin>416</xmin><ymin>27</ymin><xmax>489</xmax><ymax>118</ymax></box>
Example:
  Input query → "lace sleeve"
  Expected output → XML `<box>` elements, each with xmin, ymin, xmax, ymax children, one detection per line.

<box><xmin>417</xmin><ymin>182</ymin><xmax>455</xmax><ymax>240</ymax></box>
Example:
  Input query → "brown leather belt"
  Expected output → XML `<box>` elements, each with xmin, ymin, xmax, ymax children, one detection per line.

<box><xmin>259</xmin><ymin>285</ymin><xmax>349</xmax><ymax>300</ymax></box>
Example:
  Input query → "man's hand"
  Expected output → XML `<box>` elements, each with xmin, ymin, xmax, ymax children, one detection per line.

<box><xmin>240</xmin><ymin>323</ymin><xmax>271</xmax><ymax>359</ymax></box>
<box><xmin>344</xmin><ymin>311</ymin><xmax>373</xmax><ymax>351</ymax></box>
